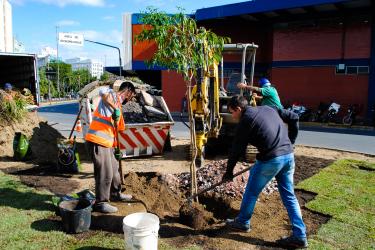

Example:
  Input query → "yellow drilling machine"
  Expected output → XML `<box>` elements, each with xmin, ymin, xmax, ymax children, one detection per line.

<box><xmin>189</xmin><ymin>43</ymin><xmax>259</xmax><ymax>168</ymax></box>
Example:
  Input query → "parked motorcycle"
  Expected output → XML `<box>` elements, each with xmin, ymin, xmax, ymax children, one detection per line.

<box><xmin>308</xmin><ymin>102</ymin><xmax>329</xmax><ymax>122</ymax></box>
<box><xmin>322</xmin><ymin>102</ymin><xmax>340</xmax><ymax>123</ymax></box>
<box><xmin>287</xmin><ymin>104</ymin><xmax>311</xmax><ymax>121</ymax></box>
<box><xmin>342</xmin><ymin>104</ymin><xmax>358</xmax><ymax>126</ymax></box>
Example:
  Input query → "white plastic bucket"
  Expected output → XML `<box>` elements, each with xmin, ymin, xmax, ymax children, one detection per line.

<box><xmin>123</xmin><ymin>212</ymin><xmax>160</xmax><ymax>250</ymax></box>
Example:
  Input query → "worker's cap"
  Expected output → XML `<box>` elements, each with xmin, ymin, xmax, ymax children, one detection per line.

<box><xmin>258</xmin><ymin>78</ymin><xmax>271</xmax><ymax>87</ymax></box>
<box><xmin>4</xmin><ymin>83</ymin><xmax>12</xmax><ymax>90</ymax></box>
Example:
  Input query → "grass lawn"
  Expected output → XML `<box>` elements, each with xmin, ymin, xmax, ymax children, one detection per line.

<box><xmin>0</xmin><ymin>159</ymin><xmax>374</xmax><ymax>249</ymax></box>
<box><xmin>0</xmin><ymin>171</ymin><xmax>197</xmax><ymax>250</ymax></box>
<box><xmin>297</xmin><ymin>159</ymin><xmax>375</xmax><ymax>249</ymax></box>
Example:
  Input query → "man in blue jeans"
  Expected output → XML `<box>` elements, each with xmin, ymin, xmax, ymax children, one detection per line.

<box><xmin>223</xmin><ymin>95</ymin><xmax>307</xmax><ymax>249</ymax></box>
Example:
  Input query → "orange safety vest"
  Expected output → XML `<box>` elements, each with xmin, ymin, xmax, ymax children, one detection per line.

<box><xmin>85</xmin><ymin>94</ymin><xmax>125</xmax><ymax>148</ymax></box>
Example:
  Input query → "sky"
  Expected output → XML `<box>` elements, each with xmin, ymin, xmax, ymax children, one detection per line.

<box><xmin>10</xmin><ymin>0</ymin><xmax>245</xmax><ymax>66</ymax></box>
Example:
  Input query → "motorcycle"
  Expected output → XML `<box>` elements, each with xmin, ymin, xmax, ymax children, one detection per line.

<box><xmin>309</xmin><ymin>102</ymin><xmax>329</xmax><ymax>122</ymax></box>
<box><xmin>287</xmin><ymin>103</ymin><xmax>311</xmax><ymax>121</ymax></box>
<box><xmin>342</xmin><ymin>104</ymin><xmax>358</xmax><ymax>126</ymax></box>
<box><xmin>322</xmin><ymin>102</ymin><xmax>340</xmax><ymax>123</ymax></box>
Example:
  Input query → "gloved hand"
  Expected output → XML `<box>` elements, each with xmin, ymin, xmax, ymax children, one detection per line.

<box><xmin>114</xmin><ymin>148</ymin><xmax>122</xmax><ymax>160</ymax></box>
<box><xmin>222</xmin><ymin>170</ymin><xmax>234</xmax><ymax>182</ymax></box>
<box><xmin>112</xmin><ymin>108</ymin><xmax>121</xmax><ymax>122</ymax></box>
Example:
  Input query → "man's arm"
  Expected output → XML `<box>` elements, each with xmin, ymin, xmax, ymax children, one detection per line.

<box><xmin>226</xmin><ymin>118</ymin><xmax>251</xmax><ymax>175</ymax></box>
<box><xmin>101</xmin><ymin>93</ymin><xmax>117</xmax><ymax>110</ymax></box>
<box><xmin>237</xmin><ymin>82</ymin><xmax>261</xmax><ymax>93</ymax></box>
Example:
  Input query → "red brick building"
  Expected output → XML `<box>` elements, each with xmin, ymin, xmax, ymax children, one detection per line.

<box><xmin>119</xmin><ymin>0</ymin><xmax>374</xmax><ymax>121</ymax></box>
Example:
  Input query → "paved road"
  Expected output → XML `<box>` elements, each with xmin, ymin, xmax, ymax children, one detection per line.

<box><xmin>37</xmin><ymin>102</ymin><xmax>375</xmax><ymax>155</ymax></box>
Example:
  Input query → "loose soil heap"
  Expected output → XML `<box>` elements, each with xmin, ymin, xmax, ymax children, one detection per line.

<box><xmin>0</xmin><ymin>112</ymin><xmax>64</xmax><ymax>164</ymax></box>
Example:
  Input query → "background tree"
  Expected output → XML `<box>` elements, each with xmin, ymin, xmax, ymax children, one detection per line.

<box><xmin>135</xmin><ymin>7</ymin><xmax>230</xmax><ymax>198</ymax></box>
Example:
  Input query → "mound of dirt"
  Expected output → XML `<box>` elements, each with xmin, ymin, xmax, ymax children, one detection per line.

<box><xmin>0</xmin><ymin>112</ymin><xmax>40</xmax><ymax>158</ymax></box>
<box><xmin>0</xmin><ymin>112</ymin><xmax>64</xmax><ymax>164</ymax></box>
<box><xmin>179</xmin><ymin>202</ymin><xmax>215</xmax><ymax>230</ymax></box>
<box><xmin>123</xmin><ymin>172</ymin><xmax>183</xmax><ymax>218</ymax></box>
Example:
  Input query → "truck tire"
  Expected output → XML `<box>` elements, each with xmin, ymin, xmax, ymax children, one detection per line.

<box><xmin>245</xmin><ymin>145</ymin><xmax>257</xmax><ymax>163</ymax></box>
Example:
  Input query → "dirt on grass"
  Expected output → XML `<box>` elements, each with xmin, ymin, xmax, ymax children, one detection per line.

<box><xmin>1</xmin><ymin>137</ymin><xmax>375</xmax><ymax>249</ymax></box>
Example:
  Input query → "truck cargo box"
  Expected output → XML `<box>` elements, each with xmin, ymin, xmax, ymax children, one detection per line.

<box><xmin>79</xmin><ymin>81</ymin><xmax>174</xmax><ymax>158</ymax></box>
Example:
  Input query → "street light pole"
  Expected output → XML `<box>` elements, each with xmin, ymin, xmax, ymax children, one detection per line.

<box><xmin>56</xmin><ymin>26</ymin><xmax>60</xmax><ymax>98</ymax></box>
<box><xmin>84</xmin><ymin>39</ymin><xmax>122</xmax><ymax>76</ymax></box>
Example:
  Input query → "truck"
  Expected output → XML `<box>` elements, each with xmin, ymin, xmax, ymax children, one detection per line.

<box><xmin>78</xmin><ymin>79</ymin><xmax>174</xmax><ymax>158</ymax></box>
<box><xmin>0</xmin><ymin>52</ymin><xmax>40</xmax><ymax>105</ymax></box>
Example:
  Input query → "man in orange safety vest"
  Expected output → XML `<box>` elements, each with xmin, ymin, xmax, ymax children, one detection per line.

<box><xmin>86</xmin><ymin>81</ymin><xmax>135</xmax><ymax>213</ymax></box>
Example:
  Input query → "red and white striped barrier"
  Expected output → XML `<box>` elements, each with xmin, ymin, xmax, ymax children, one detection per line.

<box><xmin>119</xmin><ymin>124</ymin><xmax>171</xmax><ymax>157</ymax></box>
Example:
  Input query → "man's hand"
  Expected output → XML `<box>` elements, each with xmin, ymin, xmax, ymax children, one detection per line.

<box><xmin>237</xmin><ymin>82</ymin><xmax>247</xmax><ymax>89</ymax></box>
<box><xmin>114</xmin><ymin>148</ymin><xmax>122</xmax><ymax>160</ymax></box>
<box><xmin>112</xmin><ymin>108</ymin><xmax>121</xmax><ymax>122</ymax></box>
<box><xmin>222</xmin><ymin>171</ymin><xmax>234</xmax><ymax>182</ymax></box>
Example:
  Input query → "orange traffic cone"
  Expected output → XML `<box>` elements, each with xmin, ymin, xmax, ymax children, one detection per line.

<box><xmin>75</xmin><ymin>119</ymin><xmax>82</xmax><ymax>132</ymax></box>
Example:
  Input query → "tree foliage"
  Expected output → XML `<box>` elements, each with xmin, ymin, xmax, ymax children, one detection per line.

<box><xmin>135</xmin><ymin>7</ymin><xmax>230</xmax><ymax>82</ymax></box>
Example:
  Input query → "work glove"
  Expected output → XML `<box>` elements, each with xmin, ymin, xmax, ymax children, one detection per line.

<box><xmin>112</xmin><ymin>108</ymin><xmax>121</xmax><ymax>122</ymax></box>
<box><xmin>114</xmin><ymin>148</ymin><xmax>122</xmax><ymax>160</ymax></box>
<box><xmin>222</xmin><ymin>170</ymin><xmax>234</xmax><ymax>182</ymax></box>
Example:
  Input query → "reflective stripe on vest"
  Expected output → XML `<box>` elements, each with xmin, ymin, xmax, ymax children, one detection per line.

<box><xmin>85</xmin><ymin>112</ymin><xmax>115</xmax><ymax>148</ymax></box>
<box><xmin>85</xmin><ymin>93</ymin><xmax>125</xmax><ymax>148</ymax></box>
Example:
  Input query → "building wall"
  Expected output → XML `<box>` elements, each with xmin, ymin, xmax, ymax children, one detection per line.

<box><xmin>132</xmin><ymin>24</ymin><xmax>157</xmax><ymax>61</ymax></box>
<box><xmin>161</xmin><ymin>71</ymin><xmax>186</xmax><ymax>112</ymax></box>
<box><xmin>0</xmin><ymin>0</ymin><xmax>13</xmax><ymax>52</ymax></box>
<box><xmin>271</xmin><ymin>20</ymin><xmax>371</xmax><ymax>114</ymax></box>
<box><xmin>271</xmin><ymin>67</ymin><xmax>369</xmax><ymax>110</ymax></box>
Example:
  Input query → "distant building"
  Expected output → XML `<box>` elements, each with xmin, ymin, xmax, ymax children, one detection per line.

<box><xmin>36</xmin><ymin>47</ymin><xmax>58</xmax><ymax>68</ymax></box>
<box><xmin>65</xmin><ymin>57</ymin><xmax>103</xmax><ymax>79</ymax></box>
<box><xmin>40</xmin><ymin>46</ymin><xmax>57</xmax><ymax>58</ymax></box>
<box><xmin>0</xmin><ymin>0</ymin><xmax>13</xmax><ymax>52</ymax></box>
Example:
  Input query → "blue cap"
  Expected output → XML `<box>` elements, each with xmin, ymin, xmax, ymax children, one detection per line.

<box><xmin>4</xmin><ymin>83</ymin><xmax>12</xmax><ymax>90</ymax></box>
<box><xmin>258</xmin><ymin>78</ymin><xmax>271</xmax><ymax>87</ymax></box>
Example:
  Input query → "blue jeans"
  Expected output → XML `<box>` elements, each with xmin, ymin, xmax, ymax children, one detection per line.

<box><xmin>236</xmin><ymin>153</ymin><xmax>306</xmax><ymax>239</ymax></box>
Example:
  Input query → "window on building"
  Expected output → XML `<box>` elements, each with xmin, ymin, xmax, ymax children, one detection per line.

<box><xmin>335</xmin><ymin>65</ymin><xmax>369</xmax><ymax>75</ymax></box>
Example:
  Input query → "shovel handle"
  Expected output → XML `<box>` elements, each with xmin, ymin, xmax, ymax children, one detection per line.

<box><xmin>114</xmin><ymin>122</ymin><xmax>125</xmax><ymax>185</ymax></box>
<box><xmin>187</xmin><ymin>166</ymin><xmax>251</xmax><ymax>201</ymax></box>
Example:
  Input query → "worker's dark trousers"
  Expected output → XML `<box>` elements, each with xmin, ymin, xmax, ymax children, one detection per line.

<box><xmin>86</xmin><ymin>142</ymin><xmax>121</xmax><ymax>203</ymax></box>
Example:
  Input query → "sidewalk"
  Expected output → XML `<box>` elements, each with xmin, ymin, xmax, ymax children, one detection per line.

<box><xmin>39</xmin><ymin>99</ymin><xmax>78</xmax><ymax>107</ymax></box>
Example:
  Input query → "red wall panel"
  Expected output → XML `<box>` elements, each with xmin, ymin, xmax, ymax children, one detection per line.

<box><xmin>162</xmin><ymin>71</ymin><xmax>186</xmax><ymax>112</ymax></box>
<box><xmin>271</xmin><ymin>67</ymin><xmax>369</xmax><ymax>114</ymax></box>
<box><xmin>273</xmin><ymin>26</ymin><xmax>342</xmax><ymax>61</ymax></box>
<box><xmin>344</xmin><ymin>22</ymin><xmax>371</xmax><ymax>58</ymax></box>
<box><xmin>132</xmin><ymin>24</ymin><xmax>157</xmax><ymax>61</ymax></box>
<box><xmin>273</xmin><ymin>22</ymin><xmax>371</xmax><ymax>61</ymax></box>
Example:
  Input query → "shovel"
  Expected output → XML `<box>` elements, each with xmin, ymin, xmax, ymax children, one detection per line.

<box><xmin>187</xmin><ymin>166</ymin><xmax>252</xmax><ymax>201</ymax></box>
<box><xmin>113</xmin><ymin>121</ymin><xmax>125</xmax><ymax>185</ymax></box>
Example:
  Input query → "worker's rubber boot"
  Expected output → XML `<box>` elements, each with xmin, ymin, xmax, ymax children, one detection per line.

<box><xmin>93</xmin><ymin>202</ymin><xmax>118</xmax><ymax>213</ymax></box>
<box><xmin>225</xmin><ymin>218</ymin><xmax>251</xmax><ymax>232</ymax></box>
<box><xmin>111</xmin><ymin>192</ymin><xmax>132</xmax><ymax>202</ymax></box>
<box><xmin>275</xmin><ymin>235</ymin><xmax>308</xmax><ymax>249</ymax></box>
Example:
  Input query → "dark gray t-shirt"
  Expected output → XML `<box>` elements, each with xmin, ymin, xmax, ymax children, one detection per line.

<box><xmin>227</xmin><ymin>106</ymin><xmax>294</xmax><ymax>171</ymax></box>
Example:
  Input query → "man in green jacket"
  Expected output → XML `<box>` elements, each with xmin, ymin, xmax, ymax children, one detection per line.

<box><xmin>237</xmin><ymin>78</ymin><xmax>283</xmax><ymax>109</ymax></box>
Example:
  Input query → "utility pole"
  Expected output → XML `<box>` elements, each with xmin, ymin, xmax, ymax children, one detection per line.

<box><xmin>56</xmin><ymin>26</ymin><xmax>60</xmax><ymax>98</ymax></box>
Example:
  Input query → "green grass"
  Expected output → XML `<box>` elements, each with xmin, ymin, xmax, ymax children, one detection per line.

<box><xmin>2</xmin><ymin>158</ymin><xmax>374</xmax><ymax>249</ymax></box>
<box><xmin>297</xmin><ymin>159</ymin><xmax>375</xmax><ymax>249</ymax></box>
<box><xmin>0</xmin><ymin>171</ymin><xmax>200</xmax><ymax>250</ymax></box>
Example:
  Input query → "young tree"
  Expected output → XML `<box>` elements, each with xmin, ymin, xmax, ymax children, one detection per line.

<box><xmin>135</xmin><ymin>7</ymin><xmax>230</xmax><ymax>198</ymax></box>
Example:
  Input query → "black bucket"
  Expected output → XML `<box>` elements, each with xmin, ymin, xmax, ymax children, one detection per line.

<box><xmin>59</xmin><ymin>199</ymin><xmax>92</xmax><ymax>234</ymax></box>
